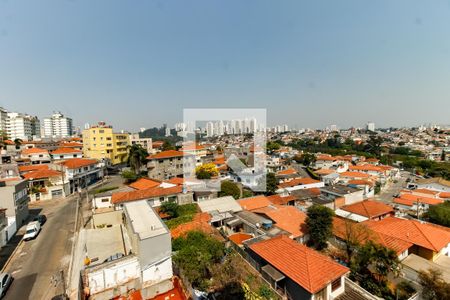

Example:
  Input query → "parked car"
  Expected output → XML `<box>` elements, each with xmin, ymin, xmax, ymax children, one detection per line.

<box><xmin>23</xmin><ymin>221</ymin><xmax>41</xmax><ymax>241</ymax></box>
<box><xmin>0</xmin><ymin>273</ymin><xmax>13</xmax><ymax>298</ymax></box>
<box><xmin>33</xmin><ymin>214</ymin><xmax>47</xmax><ymax>225</ymax></box>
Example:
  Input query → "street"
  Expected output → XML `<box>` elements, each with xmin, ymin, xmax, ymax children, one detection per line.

<box><xmin>3</xmin><ymin>196</ymin><xmax>77</xmax><ymax>300</ymax></box>
<box><xmin>375</xmin><ymin>171</ymin><xmax>410</xmax><ymax>203</ymax></box>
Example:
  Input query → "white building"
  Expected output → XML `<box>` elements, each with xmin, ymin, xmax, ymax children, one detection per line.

<box><xmin>6</xmin><ymin>112</ymin><xmax>40</xmax><ymax>141</ymax></box>
<box><xmin>129</xmin><ymin>133</ymin><xmax>153</xmax><ymax>154</ymax></box>
<box><xmin>43</xmin><ymin>112</ymin><xmax>73</xmax><ymax>138</ymax></box>
<box><xmin>366</xmin><ymin>122</ymin><xmax>375</xmax><ymax>132</ymax></box>
<box><xmin>0</xmin><ymin>107</ymin><xmax>7</xmax><ymax>133</ymax></box>
<box><xmin>206</xmin><ymin>122</ymin><xmax>214</xmax><ymax>137</ymax></box>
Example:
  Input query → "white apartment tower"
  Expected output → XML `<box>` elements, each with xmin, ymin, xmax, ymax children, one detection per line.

<box><xmin>366</xmin><ymin>122</ymin><xmax>375</xmax><ymax>132</ymax></box>
<box><xmin>43</xmin><ymin>112</ymin><xmax>73</xmax><ymax>138</ymax></box>
<box><xmin>0</xmin><ymin>107</ymin><xmax>7</xmax><ymax>133</ymax></box>
<box><xmin>6</xmin><ymin>112</ymin><xmax>40</xmax><ymax>141</ymax></box>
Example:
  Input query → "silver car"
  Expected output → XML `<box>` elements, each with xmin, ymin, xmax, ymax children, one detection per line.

<box><xmin>0</xmin><ymin>273</ymin><xmax>13</xmax><ymax>298</ymax></box>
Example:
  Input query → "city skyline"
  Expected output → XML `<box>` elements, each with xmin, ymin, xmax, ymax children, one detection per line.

<box><xmin>1</xmin><ymin>1</ymin><xmax>450</xmax><ymax>130</ymax></box>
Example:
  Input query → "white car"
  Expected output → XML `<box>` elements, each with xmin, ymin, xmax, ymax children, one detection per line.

<box><xmin>23</xmin><ymin>221</ymin><xmax>41</xmax><ymax>241</ymax></box>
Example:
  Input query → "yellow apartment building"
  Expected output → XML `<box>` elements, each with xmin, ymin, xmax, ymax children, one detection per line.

<box><xmin>82</xmin><ymin>122</ymin><xmax>130</xmax><ymax>165</ymax></box>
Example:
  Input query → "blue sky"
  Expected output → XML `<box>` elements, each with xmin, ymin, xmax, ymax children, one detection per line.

<box><xmin>1</xmin><ymin>0</ymin><xmax>450</xmax><ymax>131</ymax></box>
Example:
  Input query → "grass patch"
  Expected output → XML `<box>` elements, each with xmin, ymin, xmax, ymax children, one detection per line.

<box><xmin>91</xmin><ymin>186</ymin><xmax>119</xmax><ymax>195</ymax></box>
<box><xmin>164</xmin><ymin>203</ymin><xmax>198</xmax><ymax>229</ymax></box>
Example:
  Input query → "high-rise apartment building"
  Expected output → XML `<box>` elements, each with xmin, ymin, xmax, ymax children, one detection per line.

<box><xmin>366</xmin><ymin>122</ymin><xmax>375</xmax><ymax>132</ymax></box>
<box><xmin>82</xmin><ymin>122</ymin><xmax>130</xmax><ymax>165</ymax></box>
<box><xmin>43</xmin><ymin>112</ymin><xmax>73</xmax><ymax>138</ymax></box>
<box><xmin>5</xmin><ymin>112</ymin><xmax>40</xmax><ymax>141</ymax></box>
<box><xmin>0</xmin><ymin>107</ymin><xmax>7</xmax><ymax>133</ymax></box>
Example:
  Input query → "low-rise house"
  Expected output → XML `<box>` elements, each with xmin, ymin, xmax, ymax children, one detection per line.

<box><xmin>365</xmin><ymin>217</ymin><xmax>450</xmax><ymax>261</ymax></box>
<box><xmin>20</xmin><ymin>148</ymin><xmax>51</xmax><ymax>164</ymax></box>
<box><xmin>275</xmin><ymin>168</ymin><xmax>300</xmax><ymax>183</ymax></box>
<box><xmin>112</xmin><ymin>184</ymin><xmax>193</xmax><ymax>208</ymax></box>
<box><xmin>252</xmin><ymin>206</ymin><xmax>308</xmax><ymax>243</ymax></box>
<box><xmin>277</xmin><ymin>177</ymin><xmax>324</xmax><ymax>193</ymax></box>
<box><xmin>393</xmin><ymin>193</ymin><xmax>443</xmax><ymax>213</ymax></box>
<box><xmin>58</xmin><ymin>158</ymin><xmax>104</xmax><ymax>193</ymax></box>
<box><xmin>197</xmin><ymin>196</ymin><xmax>242</xmax><ymax>227</ymax></box>
<box><xmin>340</xmin><ymin>200</ymin><xmax>394</xmax><ymax>221</ymax></box>
<box><xmin>414</xmin><ymin>177</ymin><xmax>450</xmax><ymax>193</ymax></box>
<box><xmin>179</xmin><ymin>144</ymin><xmax>207</xmax><ymax>165</ymax></box>
<box><xmin>76</xmin><ymin>200</ymin><xmax>174</xmax><ymax>299</ymax></box>
<box><xmin>245</xmin><ymin>235</ymin><xmax>349</xmax><ymax>300</ymax></box>
<box><xmin>147</xmin><ymin>150</ymin><xmax>194</xmax><ymax>180</ymax></box>
<box><xmin>320</xmin><ymin>185</ymin><xmax>366</xmax><ymax>206</ymax></box>
<box><xmin>0</xmin><ymin>179</ymin><xmax>29</xmax><ymax>227</ymax></box>
<box><xmin>22</xmin><ymin>167</ymin><xmax>69</xmax><ymax>201</ymax></box>
<box><xmin>50</xmin><ymin>147</ymin><xmax>83</xmax><ymax>160</ymax></box>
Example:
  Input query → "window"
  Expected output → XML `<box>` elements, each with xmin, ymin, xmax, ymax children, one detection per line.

<box><xmin>99</xmin><ymin>130</ymin><xmax>104</xmax><ymax>133</ymax></box>
<box><xmin>331</xmin><ymin>278</ymin><xmax>341</xmax><ymax>292</ymax></box>
<box><xmin>101</xmin><ymin>198</ymin><xmax>109</xmax><ymax>203</ymax></box>
<box><xmin>60</xmin><ymin>155</ymin><xmax>64</xmax><ymax>159</ymax></box>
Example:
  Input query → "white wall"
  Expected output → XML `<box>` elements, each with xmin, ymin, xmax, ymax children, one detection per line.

<box><xmin>142</xmin><ymin>256</ymin><xmax>173</xmax><ymax>285</ymax></box>
<box><xmin>87</xmin><ymin>256</ymin><xmax>141</xmax><ymax>295</ymax></box>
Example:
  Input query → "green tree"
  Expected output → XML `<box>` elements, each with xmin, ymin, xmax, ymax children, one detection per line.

<box><xmin>162</xmin><ymin>140</ymin><xmax>175</xmax><ymax>151</ymax></box>
<box><xmin>305</xmin><ymin>204</ymin><xmax>334</xmax><ymax>250</ymax></box>
<box><xmin>0</xmin><ymin>130</ymin><xmax>8</xmax><ymax>149</ymax></box>
<box><xmin>427</xmin><ymin>202</ymin><xmax>450</xmax><ymax>227</ymax></box>
<box><xmin>127</xmin><ymin>144</ymin><xmax>148</xmax><ymax>175</ymax></box>
<box><xmin>298</xmin><ymin>153</ymin><xmax>316</xmax><ymax>167</ymax></box>
<box><xmin>418</xmin><ymin>268</ymin><xmax>450</xmax><ymax>300</ymax></box>
<box><xmin>219</xmin><ymin>181</ymin><xmax>241</xmax><ymax>199</ymax></box>
<box><xmin>121</xmin><ymin>170</ymin><xmax>138</xmax><ymax>183</ymax></box>
<box><xmin>350</xmin><ymin>241</ymin><xmax>400</xmax><ymax>299</ymax></box>
<box><xmin>172</xmin><ymin>231</ymin><xmax>225</xmax><ymax>290</ymax></box>
<box><xmin>266</xmin><ymin>141</ymin><xmax>281</xmax><ymax>153</ymax></box>
<box><xmin>13</xmin><ymin>138</ymin><xmax>22</xmax><ymax>149</ymax></box>
<box><xmin>265</xmin><ymin>173</ymin><xmax>277</xmax><ymax>195</ymax></box>
<box><xmin>160</xmin><ymin>201</ymin><xmax>179</xmax><ymax>218</ymax></box>
<box><xmin>365</xmin><ymin>134</ymin><xmax>383</xmax><ymax>157</ymax></box>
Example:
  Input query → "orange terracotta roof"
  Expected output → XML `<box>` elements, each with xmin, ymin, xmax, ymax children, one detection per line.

<box><xmin>238</xmin><ymin>196</ymin><xmax>272</xmax><ymax>211</ymax></box>
<box><xmin>258</xmin><ymin>206</ymin><xmax>307</xmax><ymax>238</ymax></box>
<box><xmin>22</xmin><ymin>169</ymin><xmax>61</xmax><ymax>180</ymax></box>
<box><xmin>333</xmin><ymin>217</ymin><xmax>412</xmax><ymax>254</ymax></box>
<box><xmin>394</xmin><ymin>194</ymin><xmax>443</xmax><ymax>206</ymax></box>
<box><xmin>51</xmin><ymin>147</ymin><xmax>82</xmax><ymax>154</ymax></box>
<box><xmin>249</xmin><ymin>235</ymin><xmax>349</xmax><ymax>294</ymax></box>
<box><xmin>276</xmin><ymin>168</ymin><xmax>298</xmax><ymax>176</ymax></box>
<box><xmin>59</xmin><ymin>142</ymin><xmax>83</xmax><ymax>147</ymax></box>
<box><xmin>21</xmin><ymin>148</ymin><xmax>48</xmax><ymax>155</ymax></box>
<box><xmin>266</xmin><ymin>194</ymin><xmax>297</xmax><ymax>205</ymax></box>
<box><xmin>59</xmin><ymin>158</ymin><xmax>98</xmax><ymax>169</ymax></box>
<box><xmin>409</xmin><ymin>188</ymin><xmax>440</xmax><ymax>196</ymax></box>
<box><xmin>315</xmin><ymin>169</ymin><xmax>335</xmax><ymax>175</ymax></box>
<box><xmin>365</xmin><ymin>158</ymin><xmax>379</xmax><ymax>162</ymax></box>
<box><xmin>147</xmin><ymin>150</ymin><xmax>184</xmax><ymax>160</ymax></box>
<box><xmin>165</xmin><ymin>177</ymin><xmax>185</xmax><ymax>185</ymax></box>
<box><xmin>340</xmin><ymin>171</ymin><xmax>370</xmax><ymax>178</ymax></box>
<box><xmin>347</xmin><ymin>180</ymin><xmax>374</xmax><ymax>187</ymax></box>
<box><xmin>228</xmin><ymin>233</ymin><xmax>253</xmax><ymax>245</ymax></box>
<box><xmin>111</xmin><ymin>185</ymin><xmax>182</xmax><ymax>204</ymax></box>
<box><xmin>170</xmin><ymin>212</ymin><xmax>211</xmax><ymax>239</ymax></box>
<box><xmin>18</xmin><ymin>164</ymin><xmax>49</xmax><ymax>173</ymax></box>
<box><xmin>129</xmin><ymin>178</ymin><xmax>161</xmax><ymax>190</ymax></box>
<box><xmin>278</xmin><ymin>177</ymin><xmax>320</xmax><ymax>188</ymax></box>
<box><xmin>150</xmin><ymin>277</ymin><xmax>186</xmax><ymax>300</ymax></box>
<box><xmin>213</xmin><ymin>156</ymin><xmax>226</xmax><ymax>165</ymax></box>
<box><xmin>180</xmin><ymin>144</ymin><xmax>205</xmax><ymax>151</ymax></box>
<box><xmin>439</xmin><ymin>192</ymin><xmax>450</xmax><ymax>199</ymax></box>
<box><xmin>4</xmin><ymin>140</ymin><xmax>14</xmax><ymax>145</ymax></box>
<box><xmin>152</xmin><ymin>141</ymin><xmax>164</xmax><ymax>148</ymax></box>
<box><xmin>349</xmin><ymin>165</ymin><xmax>385</xmax><ymax>173</ymax></box>
<box><xmin>316</xmin><ymin>155</ymin><xmax>336</xmax><ymax>161</ymax></box>
<box><xmin>341</xmin><ymin>200</ymin><xmax>394</xmax><ymax>219</ymax></box>
<box><xmin>364</xmin><ymin>217</ymin><xmax>450</xmax><ymax>252</ymax></box>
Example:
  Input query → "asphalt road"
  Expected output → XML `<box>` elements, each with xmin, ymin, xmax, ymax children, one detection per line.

<box><xmin>375</xmin><ymin>171</ymin><xmax>410</xmax><ymax>203</ymax></box>
<box><xmin>3</xmin><ymin>197</ymin><xmax>77</xmax><ymax>300</ymax></box>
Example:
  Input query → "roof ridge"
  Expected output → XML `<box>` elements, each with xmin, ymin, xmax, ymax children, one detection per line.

<box><xmin>411</xmin><ymin>220</ymin><xmax>438</xmax><ymax>251</ymax></box>
<box><xmin>304</xmin><ymin>244</ymin><xmax>312</xmax><ymax>291</ymax></box>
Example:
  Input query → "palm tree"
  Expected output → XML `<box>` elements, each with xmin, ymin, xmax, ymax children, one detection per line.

<box><xmin>127</xmin><ymin>144</ymin><xmax>149</xmax><ymax>175</ymax></box>
<box><xmin>14</xmin><ymin>138</ymin><xmax>22</xmax><ymax>149</ymax></box>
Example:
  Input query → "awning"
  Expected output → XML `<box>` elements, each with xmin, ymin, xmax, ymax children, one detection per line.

<box><xmin>262</xmin><ymin>264</ymin><xmax>285</xmax><ymax>282</ymax></box>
